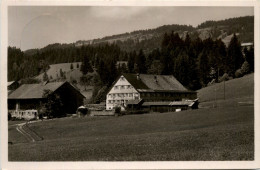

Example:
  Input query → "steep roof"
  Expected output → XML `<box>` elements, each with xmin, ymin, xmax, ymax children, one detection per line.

<box><xmin>122</xmin><ymin>73</ymin><xmax>188</xmax><ymax>92</ymax></box>
<box><xmin>8</xmin><ymin>81</ymin><xmax>15</xmax><ymax>86</ymax></box>
<box><xmin>142</xmin><ymin>100</ymin><xmax>197</xmax><ymax>106</ymax></box>
<box><xmin>8</xmin><ymin>82</ymin><xmax>66</xmax><ymax>99</ymax></box>
<box><xmin>122</xmin><ymin>73</ymin><xmax>149</xmax><ymax>89</ymax></box>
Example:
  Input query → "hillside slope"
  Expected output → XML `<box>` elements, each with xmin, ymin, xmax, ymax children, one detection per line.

<box><xmin>36</xmin><ymin>62</ymin><xmax>82</xmax><ymax>81</ymax></box>
<box><xmin>197</xmin><ymin>73</ymin><xmax>254</xmax><ymax>102</ymax></box>
<box><xmin>36</xmin><ymin>62</ymin><xmax>94</xmax><ymax>99</ymax></box>
<box><xmin>24</xmin><ymin>16</ymin><xmax>253</xmax><ymax>55</ymax></box>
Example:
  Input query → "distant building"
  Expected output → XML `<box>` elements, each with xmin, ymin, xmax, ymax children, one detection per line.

<box><xmin>8</xmin><ymin>81</ymin><xmax>85</xmax><ymax>120</ymax></box>
<box><xmin>106</xmin><ymin>73</ymin><xmax>197</xmax><ymax>111</ymax></box>
<box><xmin>241</xmin><ymin>42</ymin><xmax>253</xmax><ymax>50</ymax></box>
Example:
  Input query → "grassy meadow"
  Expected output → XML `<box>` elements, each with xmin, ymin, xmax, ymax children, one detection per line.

<box><xmin>8</xmin><ymin>74</ymin><xmax>254</xmax><ymax>161</ymax></box>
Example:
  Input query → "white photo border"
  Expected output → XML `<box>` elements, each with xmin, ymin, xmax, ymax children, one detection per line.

<box><xmin>1</xmin><ymin>0</ymin><xmax>259</xmax><ymax>169</ymax></box>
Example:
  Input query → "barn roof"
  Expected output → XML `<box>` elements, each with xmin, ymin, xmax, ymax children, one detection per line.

<box><xmin>142</xmin><ymin>99</ymin><xmax>198</xmax><ymax>106</ymax></box>
<box><xmin>122</xmin><ymin>73</ymin><xmax>188</xmax><ymax>92</ymax></box>
<box><xmin>8</xmin><ymin>82</ymin><xmax>66</xmax><ymax>99</ymax></box>
<box><xmin>8</xmin><ymin>81</ymin><xmax>16</xmax><ymax>86</ymax></box>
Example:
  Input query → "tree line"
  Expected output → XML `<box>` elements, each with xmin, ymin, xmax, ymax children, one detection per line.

<box><xmin>8</xmin><ymin>30</ymin><xmax>254</xmax><ymax>94</ymax></box>
<box><xmin>120</xmin><ymin>32</ymin><xmax>254</xmax><ymax>90</ymax></box>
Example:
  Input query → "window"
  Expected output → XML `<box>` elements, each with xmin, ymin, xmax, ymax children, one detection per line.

<box><xmin>121</xmin><ymin>86</ymin><xmax>125</xmax><ymax>89</ymax></box>
<box><xmin>120</xmin><ymin>77</ymin><xmax>125</xmax><ymax>81</ymax></box>
<box><xmin>129</xmin><ymin>93</ymin><xmax>133</xmax><ymax>97</ymax></box>
<box><xmin>127</xmin><ymin>85</ymin><xmax>131</xmax><ymax>89</ymax></box>
<box><xmin>114</xmin><ymin>86</ymin><xmax>118</xmax><ymax>90</ymax></box>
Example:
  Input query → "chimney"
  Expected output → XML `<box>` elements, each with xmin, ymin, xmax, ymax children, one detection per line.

<box><xmin>136</xmin><ymin>73</ymin><xmax>140</xmax><ymax>80</ymax></box>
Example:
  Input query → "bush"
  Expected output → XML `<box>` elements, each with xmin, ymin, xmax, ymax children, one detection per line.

<box><xmin>114</xmin><ymin>107</ymin><xmax>121</xmax><ymax>114</ymax></box>
<box><xmin>235</xmin><ymin>69</ymin><xmax>243</xmax><ymax>78</ymax></box>
<box><xmin>241</xmin><ymin>61</ymin><xmax>250</xmax><ymax>75</ymax></box>
<box><xmin>219</xmin><ymin>73</ymin><xmax>233</xmax><ymax>82</ymax></box>
<box><xmin>38</xmin><ymin>113</ymin><xmax>43</xmax><ymax>119</ymax></box>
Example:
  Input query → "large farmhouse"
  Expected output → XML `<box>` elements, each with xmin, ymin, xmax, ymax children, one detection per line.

<box><xmin>106</xmin><ymin>73</ymin><xmax>197</xmax><ymax>111</ymax></box>
<box><xmin>8</xmin><ymin>81</ymin><xmax>85</xmax><ymax>119</ymax></box>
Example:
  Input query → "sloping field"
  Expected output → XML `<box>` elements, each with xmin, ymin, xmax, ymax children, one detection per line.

<box><xmin>9</xmin><ymin>105</ymin><xmax>253</xmax><ymax>161</ymax></box>
<box><xmin>35</xmin><ymin>62</ymin><xmax>94</xmax><ymax>99</ymax></box>
<box><xmin>36</xmin><ymin>62</ymin><xmax>82</xmax><ymax>81</ymax></box>
<box><xmin>197</xmin><ymin>73</ymin><xmax>254</xmax><ymax>102</ymax></box>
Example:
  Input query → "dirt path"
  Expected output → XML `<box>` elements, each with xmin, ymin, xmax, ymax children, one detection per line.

<box><xmin>15</xmin><ymin>121</ymin><xmax>43</xmax><ymax>142</ymax></box>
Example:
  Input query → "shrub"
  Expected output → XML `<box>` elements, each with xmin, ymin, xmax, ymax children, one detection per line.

<box><xmin>114</xmin><ymin>107</ymin><xmax>121</xmax><ymax>114</ymax></box>
<box><xmin>38</xmin><ymin>113</ymin><xmax>43</xmax><ymax>119</ymax></box>
<box><xmin>235</xmin><ymin>69</ymin><xmax>243</xmax><ymax>78</ymax></box>
<box><xmin>241</xmin><ymin>61</ymin><xmax>250</xmax><ymax>75</ymax></box>
<box><xmin>219</xmin><ymin>73</ymin><xmax>233</xmax><ymax>82</ymax></box>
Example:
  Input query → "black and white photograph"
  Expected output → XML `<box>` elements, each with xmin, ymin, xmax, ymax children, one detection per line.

<box><xmin>1</xmin><ymin>0</ymin><xmax>260</xmax><ymax>169</ymax></box>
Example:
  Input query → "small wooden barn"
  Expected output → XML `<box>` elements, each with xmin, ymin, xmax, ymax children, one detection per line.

<box><xmin>8</xmin><ymin>81</ymin><xmax>85</xmax><ymax>119</ymax></box>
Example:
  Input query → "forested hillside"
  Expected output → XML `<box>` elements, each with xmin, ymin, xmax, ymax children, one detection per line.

<box><xmin>75</xmin><ymin>16</ymin><xmax>253</xmax><ymax>53</ymax></box>
<box><xmin>8</xmin><ymin>15</ymin><xmax>254</xmax><ymax>103</ymax></box>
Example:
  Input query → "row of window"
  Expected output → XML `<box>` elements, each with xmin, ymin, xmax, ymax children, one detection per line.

<box><xmin>107</xmin><ymin>100</ymin><xmax>128</xmax><ymax>104</ymax></box>
<box><xmin>13</xmin><ymin>111</ymin><xmax>37</xmax><ymax>116</ymax></box>
<box><xmin>114</xmin><ymin>85</ymin><xmax>133</xmax><ymax>90</ymax></box>
<box><xmin>108</xmin><ymin>93</ymin><xmax>139</xmax><ymax>98</ymax></box>
<box><xmin>140</xmin><ymin>93</ymin><xmax>190</xmax><ymax>97</ymax></box>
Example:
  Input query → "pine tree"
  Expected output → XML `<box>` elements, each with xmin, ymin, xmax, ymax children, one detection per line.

<box><xmin>81</xmin><ymin>55</ymin><xmax>93</xmax><ymax>75</ymax></box>
<box><xmin>127</xmin><ymin>51</ymin><xmax>136</xmax><ymax>73</ymax></box>
<box><xmin>244</xmin><ymin>47</ymin><xmax>254</xmax><ymax>72</ymax></box>
<box><xmin>227</xmin><ymin>34</ymin><xmax>244</xmax><ymax>75</ymax></box>
<box><xmin>161</xmin><ymin>32</ymin><xmax>170</xmax><ymax>48</ymax></box>
<box><xmin>173</xmin><ymin>51</ymin><xmax>190</xmax><ymax>87</ymax></box>
<box><xmin>60</xmin><ymin>69</ymin><xmax>63</xmax><ymax>78</ymax></box>
<box><xmin>160</xmin><ymin>47</ymin><xmax>172</xmax><ymax>75</ymax></box>
<box><xmin>43</xmin><ymin>72</ymin><xmax>49</xmax><ymax>81</ymax></box>
<box><xmin>184</xmin><ymin>33</ymin><xmax>191</xmax><ymax>49</ymax></box>
<box><xmin>135</xmin><ymin>49</ymin><xmax>147</xmax><ymax>73</ymax></box>
<box><xmin>198</xmin><ymin>50</ymin><xmax>210</xmax><ymax>86</ymax></box>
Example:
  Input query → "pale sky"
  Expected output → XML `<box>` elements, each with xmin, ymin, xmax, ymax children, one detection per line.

<box><xmin>8</xmin><ymin>6</ymin><xmax>254</xmax><ymax>51</ymax></box>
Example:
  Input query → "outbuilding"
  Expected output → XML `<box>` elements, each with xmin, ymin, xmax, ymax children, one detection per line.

<box><xmin>8</xmin><ymin>81</ymin><xmax>85</xmax><ymax>119</ymax></box>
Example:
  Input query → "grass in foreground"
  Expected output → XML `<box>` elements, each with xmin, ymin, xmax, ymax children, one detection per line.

<box><xmin>9</xmin><ymin>104</ymin><xmax>254</xmax><ymax>161</ymax></box>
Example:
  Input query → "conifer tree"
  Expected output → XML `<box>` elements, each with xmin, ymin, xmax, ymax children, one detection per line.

<box><xmin>43</xmin><ymin>72</ymin><xmax>49</xmax><ymax>82</ymax></box>
<box><xmin>81</xmin><ymin>55</ymin><xmax>93</xmax><ymax>75</ymax></box>
<box><xmin>135</xmin><ymin>49</ymin><xmax>147</xmax><ymax>73</ymax></box>
<box><xmin>174</xmin><ymin>51</ymin><xmax>190</xmax><ymax>87</ymax></box>
<box><xmin>127</xmin><ymin>51</ymin><xmax>136</xmax><ymax>73</ymax></box>
<box><xmin>198</xmin><ymin>50</ymin><xmax>210</xmax><ymax>86</ymax></box>
<box><xmin>227</xmin><ymin>34</ymin><xmax>244</xmax><ymax>75</ymax></box>
<box><xmin>244</xmin><ymin>47</ymin><xmax>254</xmax><ymax>72</ymax></box>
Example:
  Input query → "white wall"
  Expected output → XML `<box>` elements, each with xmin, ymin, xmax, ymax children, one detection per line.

<box><xmin>106</xmin><ymin>75</ymin><xmax>140</xmax><ymax>110</ymax></box>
